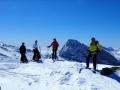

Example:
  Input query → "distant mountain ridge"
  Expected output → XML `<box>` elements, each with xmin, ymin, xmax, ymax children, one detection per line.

<box><xmin>0</xmin><ymin>41</ymin><xmax>120</xmax><ymax>65</ymax></box>
<box><xmin>0</xmin><ymin>42</ymin><xmax>32</xmax><ymax>59</ymax></box>
<box><xmin>59</xmin><ymin>39</ymin><xmax>120</xmax><ymax>66</ymax></box>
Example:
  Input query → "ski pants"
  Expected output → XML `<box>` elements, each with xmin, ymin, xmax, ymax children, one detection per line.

<box><xmin>33</xmin><ymin>49</ymin><xmax>38</xmax><ymax>60</ymax></box>
<box><xmin>86</xmin><ymin>52</ymin><xmax>97</xmax><ymax>70</ymax></box>
<box><xmin>20</xmin><ymin>53</ymin><xmax>28</xmax><ymax>63</ymax></box>
<box><xmin>52</xmin><ymin>49</ymin><xmax>57</xmax><ymax>59</ymax></box>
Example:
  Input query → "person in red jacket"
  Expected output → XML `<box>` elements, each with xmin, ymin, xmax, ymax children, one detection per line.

<box><xmin>48</xmin><ymin>38</ymin><xmax>59</xmax><ymax>62</ymax></box>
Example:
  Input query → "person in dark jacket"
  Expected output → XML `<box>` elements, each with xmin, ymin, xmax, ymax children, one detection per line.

<box><xmin>48</xmin><ymin>38</ymin><xmax>59</xmax><ymax>62</ymax></box>
<box><xmin>19</xmin><ymin>43</ymin><xmax>28</xmax><ymax>63</ymax></box>
<box><xmin>86</xmin><ymin>38</ymin><xmax>101</xmax><ymax>72</ymax></box>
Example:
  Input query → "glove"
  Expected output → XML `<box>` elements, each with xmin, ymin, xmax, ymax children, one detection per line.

<box><xmin>47</xmin><ymin>46</ymin><xmax>51</xmax><ymax>48</ymax></box>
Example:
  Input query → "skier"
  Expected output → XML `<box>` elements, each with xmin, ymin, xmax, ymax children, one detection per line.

<box><xmin>48</xmin><ymin>38</ymin><xmax>59</xmax><ymax>62</ymax></box>
<box><xmin>33</xmin><ymin>40</ymin><xmax>41</xmax><ymax>61</ymax></box>
<box><xmin>86</xmin><ymin>37</ymin><xmax>101</xmax><ymax>72</ymax></box>
<box><xmin>19</xmin><ymin>43</ymin><xmax>28</xmax><ymax>63</ymax></box>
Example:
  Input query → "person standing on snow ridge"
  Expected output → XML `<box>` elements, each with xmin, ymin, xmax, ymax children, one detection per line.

<box><xmin>48</xmin><ymin>38</ymin><xmax>59</xmax><ymax>62</ymax></box>
<box><xmin>19</xmin><ymin>43</ymin><xmax>28</xmax><ymax>63</ymax></box>
<box><xmin>86</xmin><ymin>37</ymin><xmax>102</xmax><ymax>72</ymax></box>
<box><xmin>33</xmin><ymin>40</ymin><xmax>41</xmax><ymax>61</ymax></box>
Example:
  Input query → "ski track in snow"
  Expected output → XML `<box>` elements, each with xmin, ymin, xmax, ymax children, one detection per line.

<box><xmin>0</xmin><ymin>59</ymin><xmax>120</xmax><ymax>90</ymax></box>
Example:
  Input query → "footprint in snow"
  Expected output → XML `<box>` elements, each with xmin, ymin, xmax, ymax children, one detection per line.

<box><xmin>90</xmin><ymin>85</ymin><xmax>100</xmax><ymax>90</ymax></box>
<box><xmin>59</xmin><ymin>72</ymin><xmax>72</xmax><ymax>85</ymax></box>
<box><xmin>50</xmin><ymin>71</ymin><xmax>61</xmax><ymax>76</ymax></box>
<box><xmin>77</xmin><ymin>78</ymin><xmax>86</xmax><ymax>86</ymax></box>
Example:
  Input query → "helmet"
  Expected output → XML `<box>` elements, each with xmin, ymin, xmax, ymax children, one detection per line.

<box><xmin>22</xmin><ymin>42</ymin><xmax>25</xmax><ymax>45</ymax></box>
<box><xmin>35</xmin><ymin>40</ymin><xmax>38</xmax><ymax>43</ymax></box>
<box><xmin>53</xmin><ymin>38</ymin><xmax>56</xmax><ymax>41</ymax></box>
<box><xmin>91</xmin><ymin>37</ymin><xmax>96</xmax><ymax>41</ymax></box>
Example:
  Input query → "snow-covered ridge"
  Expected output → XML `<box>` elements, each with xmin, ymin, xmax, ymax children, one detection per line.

<box><xmin>109</xmin><ymin>48</ymin><xmax>120</xmax><ymax>61</ymax></box>
<box><xmin>0</xmin><ymin>42</ymin><xmax>52</xmax><ymax>61</ymax></box>
<box><xmin>1</xmin><ymin>41</ymin><xmax>120</xmax><ymax>65</ymax></box>
<box><xmin>0</xmin><ymin>42</ymin><xmax>120</xmax><ymax>90</ymax></box>
<box><xmin>0</xmin><ymin>59</ymin><xmax>120</xmax><ymax>90</ymax></box>
<box><xmin>0</xmin><ymin>42</ymin><xmax>19</xmax><ymax>59</ymax></box>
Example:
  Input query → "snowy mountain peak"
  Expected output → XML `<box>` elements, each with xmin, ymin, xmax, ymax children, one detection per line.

<box><xmin>103</xmin><ymin>47</ymin><xmax>114</xmax><ymax>51</ymax></box>
<box><xmin>116</xmin><ymin>48</ymin><xmax>120</xmax><ymax>54</ymax></box>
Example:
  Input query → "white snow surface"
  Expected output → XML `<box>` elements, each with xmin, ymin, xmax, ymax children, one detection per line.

<box><xmin>0</xmin><ymin>59</ymin><xmax>120</xmax><ymax>90</ymax></box>
<box><xmin>0</xmin><ymin>42</ymin><xmax>120</xmax><ymax>90</ymax></box>
<box><xmin>117</xmin><ymin>51</ymin><xmax>120</xmax><ymax>54</ymax></box>
<box><xmin>111</xmin><ymin>51</ymin><xmax>120</xmax><ymax>61</ymax></box>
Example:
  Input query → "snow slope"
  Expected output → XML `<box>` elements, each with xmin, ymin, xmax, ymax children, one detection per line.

<box><xmin>110</xmin><ymin>50</ymin><xmax>120</xmax><ymax>61</ymax></box>
<box><xmin>0</xmin><ymin>59</ymin><xmax>120</xmax><ymax>90</ymax></box>
<box><xmin>105</xmin><ymin>48</ymin><xmax>120</xmax><ymax>61</ymax></box>
<box><xmin>0</xmin><ymin>42</ymin><xmax>120</xmax><ymax>90</ymax></box>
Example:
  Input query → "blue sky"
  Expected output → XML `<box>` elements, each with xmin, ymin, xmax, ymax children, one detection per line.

<box><xmin>0</xmin><ymin>0</ymin><xmax>120</xmax><ymax>48</ymax></box>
